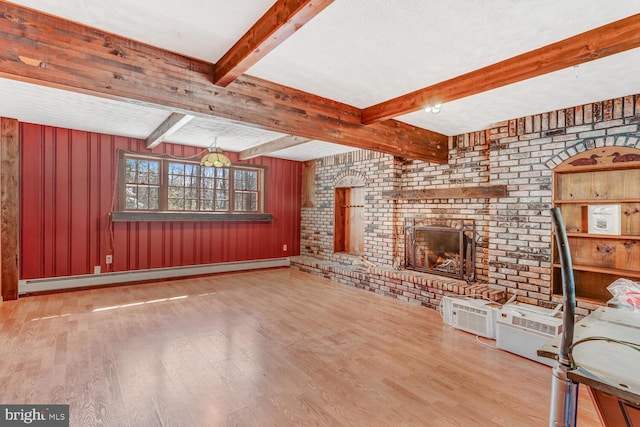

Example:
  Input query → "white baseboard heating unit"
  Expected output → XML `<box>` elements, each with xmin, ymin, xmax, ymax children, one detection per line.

<box><xmin>442</xmin><ymin>296</ymin><xmax>498</xmax><ymax>339</ymax></box>
<box><xmin>496</xmin><ymin>302</ymin><xmax>563</xmax><ymax>366</ymax></box>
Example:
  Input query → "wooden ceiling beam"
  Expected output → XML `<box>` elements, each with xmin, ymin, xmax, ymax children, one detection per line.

<box><xmin>0</xmin><ymin>2</ymin><xmax>447</xmax><ymax>163</ymax></box>
<box><xmin>146</xmin><ymin>113</ymin><xmax>194</xmax><ymax>149</ymax></box>
<box><xmin>239</xmin><ymin>135</ymin><xmax>312</xmax><ymax>160</ymax></box>
<box><xmin>214</xmin><ymin>0</ymin><xmax>334</xmax><ymax>87</ymax></box>
<box><xmin>362</xmin><ymin>14</ymin><xmax>640</xmax><ymax>124</ymax></box>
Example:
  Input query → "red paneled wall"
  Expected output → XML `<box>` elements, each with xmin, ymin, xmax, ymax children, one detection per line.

<box><xmin>20</xmin><ymin>123</ymin><xmax>302</xmax><ymax>280</ymax></box>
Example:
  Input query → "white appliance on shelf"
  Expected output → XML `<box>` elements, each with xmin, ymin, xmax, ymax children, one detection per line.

<box><xmin>442</xmin><ymin>296</ymin><xmax>498</xmax><ymax>339</ymax></box>
<box><xmin>496</xmin><ymin>302</ymin><xmax>563</xmax><ymax>366</ymax></box>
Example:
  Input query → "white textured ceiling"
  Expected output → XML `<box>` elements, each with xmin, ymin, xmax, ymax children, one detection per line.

<box><xmin>1</xmin><ymin>0</ymin><xmax>640</xmax><ymax>161</ymax></box>
<box><xmin>9</xmin><ymin>0</ymin><xmax>277</xmax><ymax>62</ymax></box>
<box><xmin>249</xmin><ymin>0</ymin><xmax>640</xmax><ymax>108</ymax></box>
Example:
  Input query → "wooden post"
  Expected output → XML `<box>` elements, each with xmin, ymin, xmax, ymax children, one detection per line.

<box><xmin>1</xmin><ymin>117</ymin><xmax>19</xmax><ymax>301</ymax></box>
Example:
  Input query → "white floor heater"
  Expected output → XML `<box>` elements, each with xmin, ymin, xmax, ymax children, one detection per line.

<box><xmin>496</xmin><ymin>302</ymin><xmax>563</xmax><ymax>366</ymax></box>
<box><xmin>441</xmin><ymin>296</ymin><xmax>499</xmax><ymax>339</ymax></box>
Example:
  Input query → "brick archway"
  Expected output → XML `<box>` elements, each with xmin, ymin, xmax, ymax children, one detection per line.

<box><xmin>333</xmin><ymin>171</ymin><xmax>367</xmax><ymax>188</ymax></box>
<box><xmin>545</xmin><ymin>133</ymin><xmax>640</xmax><ymax>170</ymax></box>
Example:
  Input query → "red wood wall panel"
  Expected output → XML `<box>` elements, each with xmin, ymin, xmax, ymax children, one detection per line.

<box><xmin>19</xmin><ymin>123</ymin><xmax>302</xmax><ymax>280</ymax></box>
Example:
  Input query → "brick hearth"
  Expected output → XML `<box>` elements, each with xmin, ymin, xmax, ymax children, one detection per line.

<box><xmin>290</xmin><ymin>256</ymin><xmax>505</xmax><ymax>310</ymax></box>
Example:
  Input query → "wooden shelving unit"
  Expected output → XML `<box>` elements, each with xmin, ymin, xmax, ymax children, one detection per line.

<box><xmin>552</xmin><ymin>146</ymin><xmax>640</xmax><ymax>304</ymax></box>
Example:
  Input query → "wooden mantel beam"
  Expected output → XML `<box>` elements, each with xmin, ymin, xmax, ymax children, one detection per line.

<box><xmin>0</xmin><ymin>2</ymin><xmax>448</xmax><ymax>163</ymax></box>
<box><xmin>362</xmin><ymin>14</ymin><xmax>640</xmax><ymax>124</ymax></box>
<box><xmin>239</xmin><ymin>135</ymin><xmax>311</xmax><ymax>160</ymax></box>
<box><xmin>382</xmin><ymin>185</ymin><xmax>507</xmax><ymax>200</ymax></box>
<box><xmin>214</xmin><ymin>0</ymin><xmax>334</xmax><ymax>86</ymax></box>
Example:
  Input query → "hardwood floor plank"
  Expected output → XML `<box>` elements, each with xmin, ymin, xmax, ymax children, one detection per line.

<box><xmin>0</xmin><ymin>268</ymin><xmax>600</xmax><ymax>426</ymax></box>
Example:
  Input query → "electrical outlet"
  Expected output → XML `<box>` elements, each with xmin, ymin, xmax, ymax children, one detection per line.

<box><xmin>93</xmin><ymin>265</ymin><xmax>101</xmax><ymax>274</ymax></box>
<box><xmin>106</xmin><ymin>255</ymin><xmax>113</xmax><ymax>264</ymax></box>
<box><xmin>283</xmin><ymin>244</ymin><xmax>287</xmax><ymax>251</ymax></box>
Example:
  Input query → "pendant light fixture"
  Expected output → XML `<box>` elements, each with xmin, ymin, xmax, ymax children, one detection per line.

<box><xmin>200</xmin><ymin>137</ymin><xmax>231</xmax><ymax>168</ymax></box>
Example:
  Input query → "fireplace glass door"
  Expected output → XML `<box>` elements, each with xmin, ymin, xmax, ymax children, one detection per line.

<box><xmin>405</xmin><ymin>218</ymin><xmax>475</xmax><ymax>281</ymax></box>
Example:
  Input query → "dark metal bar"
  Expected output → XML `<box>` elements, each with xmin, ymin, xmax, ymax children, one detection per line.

<box><xmin>549</xmin><ymin>207</ymin><xmax>579</xmax><ymax>427</ymax></box>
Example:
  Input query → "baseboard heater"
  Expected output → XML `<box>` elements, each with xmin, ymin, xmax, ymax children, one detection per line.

<box><xmin>18</xmin><ymin>257</ymin><xmax>290</xmax><ymax>294</ymax></box>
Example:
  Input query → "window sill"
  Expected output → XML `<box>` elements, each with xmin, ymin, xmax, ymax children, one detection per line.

<box><xmin>111</xmin><ymin>211</ymin><xmax>273</xmax><ymax>222</ymax></box>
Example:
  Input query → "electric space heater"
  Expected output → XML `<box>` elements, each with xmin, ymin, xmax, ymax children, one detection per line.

<box><xmin>441</xmin><ymin>296</ymin><xmax>498</xmax><ymax>339</ymax></box>
<box><xmin>496</xmin><ymin>302</ymin><xmax>563</xmax><ymax>366</ymax></box>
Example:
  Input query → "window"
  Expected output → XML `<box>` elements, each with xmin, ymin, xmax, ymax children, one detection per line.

<box><xmin>124</xmin><ymin>158</ymin><xmax>161</xmax><ymax>210</ymax></box>
<box><xmin>166</xmin><ymin>162</ymin><xmax>229</xmax><ymax>211</ymax></box>
<box><xmin>119</xmin><ymin>153</ymin><xmax>265</xmax><ymax>214</ymax></box>
<box><xmin>234</xmin><ymin>169</ymin><xmax>259</xmax><ymax>211</ymax></box>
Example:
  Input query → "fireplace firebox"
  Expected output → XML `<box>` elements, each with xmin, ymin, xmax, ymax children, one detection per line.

<box><xmin>404</xmin><ymin>217</ymin><xmax>475</xmax><ymax>281</ymax></box>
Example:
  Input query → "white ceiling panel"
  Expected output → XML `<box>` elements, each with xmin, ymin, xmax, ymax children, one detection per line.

<box><xmin>248</xmin><ymin>0</ymin><xmax>640</xmax><ymax>108</ymax></box>
<box><xmin>164</xmin><ymin>116</ymin><xmax>286</xmax><ymax>151</ymax></box>
<box><xmin>266</xmin><ymin>140</ymin><xmax>358</xmax><ymax>161</ymax></box>
<box><xmin>0</xmin><ymin>78</ymin><xmax>170</xmax><ymax>139</ymax></box>
<box><xmin>398</xmin><ymin>48</ymin><xmax>640</xmax><ymax>136</ymax></box>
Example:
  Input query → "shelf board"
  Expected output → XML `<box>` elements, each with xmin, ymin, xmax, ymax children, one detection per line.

<box><xmin>553</xmin><ymin>199</ymin><xmax>640</xmax><ymax>204</ymax></box>
<box><xmin>565</xmin><ymin>232</ymin><xmax>640</xmax><ymax>240</ymax></box>
<box><xmin>552</xmin><ymin>263</ymin><xmax>640</xmax><ymax>278</ymax></box>
<box><xmin>551</xmin><ymin>293</ymin><xmax>608</xmax><ymax>306</ymax></box>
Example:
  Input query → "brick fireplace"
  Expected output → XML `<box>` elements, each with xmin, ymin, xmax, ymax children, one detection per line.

<box><xmin>404</xmin><ymin>217</ymin><xmax>475</xmax><ymax>282</ymax></box>
<box><xmin>292</xmin><ymin>94</ymin><xmax>640</xmax><ymax>316</ymax></box>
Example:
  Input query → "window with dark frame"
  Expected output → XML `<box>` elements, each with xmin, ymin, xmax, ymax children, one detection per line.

<box><xmin>120</xmin><ymin>153</ymin><xmax>265</xmax><ymax>214</ymax></box>
<box><xmin>234</xmin><ymin>169</ymin><xmax>259</xmax><ymax>211</ymax></box>
<box><xmin>124</xmin><ymin>158</ymin><xmax>161</xmax><ymax>210</ymax></box>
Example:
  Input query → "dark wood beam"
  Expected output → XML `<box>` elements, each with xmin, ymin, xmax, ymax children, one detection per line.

<box><xmin>0</xmin><ymin>117</ymin><xmax>19</xmax><ymax>301</ymax></box>
<box><xmin>145</xmin><ymin>112</ymin><xmax>194</xmax><ymax>149</ymax></box>
<box><xmin>362</xmin><ymin>14</ymin><xmax>640</xmax><ymax>124</ymax></box>
<box><xmin>0</xmin><ymin>2</ymin><xmax>448</xmax><ymax>163</ymax></box>
<box><xmin>214</xmin><ymin>0</ymin><xmax>334</xmax><ymax>86</ymax></box>
<box><xmin>382</xmin><ymin>184</ymin><xmax>507</xmax><ymax>200</ymax></box>
<box><xmin>239</xmin><ymin>135</ymin><xmax>311</xmax><ymax>160</ymax></box>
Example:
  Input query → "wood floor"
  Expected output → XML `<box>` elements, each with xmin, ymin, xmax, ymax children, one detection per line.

<box><xmin>0</xmin><ymin>268</ymin><xmax>600</xmax><ymax>426</ymax></box>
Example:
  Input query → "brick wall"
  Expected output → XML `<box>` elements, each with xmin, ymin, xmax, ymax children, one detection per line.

<box><xmin>300</xmin><ymin>150</ymin><xmax>401</xmax><ymax>266</ymax></box>
<box><xmin>398</xmin><ymin>131</ymin><xmax>493</xmax><ymax>283</ymax></box>
<box><xmin>488</xmin><ymin>95</ymin><xmax>640</xmax><ymax>315</ymax></box>
<box><xmin>297</xmin><ymin>94</ymin><xmax>640</xmax><ymax>315</ymax></box>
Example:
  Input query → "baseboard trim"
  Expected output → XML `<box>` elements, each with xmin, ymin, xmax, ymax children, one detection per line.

<box><xmin>18</xmin><ymin>258</ymin><xmax>290</xmax><ymax>294</ymax></box>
